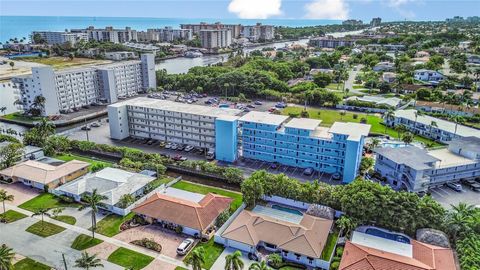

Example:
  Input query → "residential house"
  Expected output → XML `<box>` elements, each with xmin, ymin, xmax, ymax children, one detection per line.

<box><xmin>54</xmin><ymin>167</ymin><xmax>156</xmax><ymax>215</ymax></box>
<box><xmin>374</xmin><ymin>137</ymin><xmax>480</xmax><ymax>192</ymax></box>
<box><xmin>397</xmin><ymin>84</ymin><xmax>431</xmax><ymax>94</ymax></box>
<box><xmin>414</xmin><ymin>100</ymin><xmax>480</xmax><ymax>117</ymax></box>
<box><xmin>0</xmin><ymin>142</ymin><xmax>44</xmax><ymax>162</ymax></box>
<box><xmin>339</xmin><ymin>230</ymin><xmax>456</xmax><ymax>270</ymax></box>
<box><xmin>372</xmin><ymin>62</ymin><xmax>395</xmax><ymax>72</ymax></box>
<box><xmin>414</xmin><ymin>69</ymin><xmax>444</xmax><ymax>82</ymax></box>
<box><xmin>0</xmin><ymin>160</ymin><xmax>89</xmax><ymax>189</ymax></box>
<box><xmin>382</xmin><ymin>72</ymin><xmax>397</xmax><ymax>83</ymax></box>
<box><xmin>133</xmin><ymin>188</ymin><xmax>232</xmax><ymax>237</ymax></box>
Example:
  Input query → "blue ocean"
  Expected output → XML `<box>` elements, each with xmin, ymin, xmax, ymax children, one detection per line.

<box><xmin>0</xmin><ymin>16</ymin><xmax>341</xmax><ymax>42</ymax></box>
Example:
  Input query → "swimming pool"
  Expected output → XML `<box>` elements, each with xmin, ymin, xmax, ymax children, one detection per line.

<box><xmin>271</xmin><ymin>204</ymin><xmax>303</xmax><ymax>216</ymax></box>
<box><xmin>365</xmin><ymin>228</ymin><xmax>411</xmax><ymax>244</ymax></box>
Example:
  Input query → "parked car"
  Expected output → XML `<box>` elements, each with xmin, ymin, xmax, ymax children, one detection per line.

<box><xmin>268</xmin><ymin>107</ymin><xmax>277</xmax><ymax>113</ymax></box>
<box><xmin>81</xmin><ymin>126</ymin><xmax>91</xmax><ymax>131</ymax></box>
<box><xmin>165</xmin><ymin>143</ymin><xmax>172</xmax><ymax>149</ymax></box>
<box><xmin>171</xmin><ymin>144</ymin><xmax>178</xmax><ymax>150</ymax></box>
<box><xmin>468</xmin><ymin>183</ymin><xmax>480</xmax><ymax>192</ymax></box>
<box><xmin>173</xmin><ymin>155</ymin><xmax>187</xmax><ymax>161</ymax></box>
<box><xmin>176</xmin><ymin>238</ymin><xmax>194</xmax><ymax>255</ymax></box>
<box><xmin>206</xmin><ymin>149</ymin><xmax>215</xmax><ymax>160</ymax></box>
<box><xmin>275</xmin><ymin>102</ymin><xmax>287</xmax><ymax>108</ymax></box>
<box><xmin>184</xmin><ymin>145</ymin><xmax>194</xmax><ymax>152</ymax></box>
<box><xmin>332</xmin><ymin>173</ymin><xmax>342</xmax><ymax>181</ymax></box>
<box><xmin>303</xmin><ymin>167</ymin><xmax>314</xmax><ymax>176</ymax></box>
<box><xmin>177</xmin><ymin>144</ymin><xmax>186</xmax><ymax>151</ymax></box>
<box><xmin>270</xmin><ymin>162</ymin><xmax>279</xmax><ymax>169</ymax></box>
<box><xmin>158</xmin><ymin>141</ymin><xmax>166</xmax><ymax>148</ymax></box>
<box><xmin>254</xmin><ymin>101</ymin><xmax>263</xmax><ymax>105</ymax></box>
<box><xmin>247</xmin><ymin>104</ymin><xmax>255</xmax><ymax>108</ymax></box>
<box><xmin>91</xmin><ymin>122</ymin><xmax>100</xmax><ymax>127</ymax></box>
<box><xmin>446</xmin><ymin>182</ymin><xmax>463</xmax><ymax>192</ymax></box>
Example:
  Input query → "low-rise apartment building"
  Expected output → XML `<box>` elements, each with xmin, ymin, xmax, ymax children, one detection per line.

<box><xmin>31</xmin><ymin>31</ymin><xmax>88</xmax><ymax>46</ymax></box>
<box><xmin>11</xmin><ymin>54</ymin><xmax>156</xmax><ymax>115</ymax></box>
<box><xmin>374</xmin><ymin>137</ymin><xmax>480</xmax><ymax>192</ymax></box>
<box><xmin>108</xmin><ymin>97</ymin><xmax>241</xmax><ymax>161</ymax></box>
<box><xmin>309</xmin><ymin>36</ymin><xmax>354</xmax><ymax>48</ymax></box>
<box><xmin>238</xmin><ymin>112</ymin><xmax>370</xmax><ymax>183</ymax></box>
<box><xmin>385</xmin><ymin>109</ymin><xmax>480</xmax><ymax>142</ymax></box>
<box><xmin>199</xmin><ymin>29</ymin><xmax>232</xmax><ymax>50</ymax></box>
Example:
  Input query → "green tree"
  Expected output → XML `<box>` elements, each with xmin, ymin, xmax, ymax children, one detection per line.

<box><xmin>394</xmin><ymin>124</ymin><xmax>407</xmax><ymax>139</ymax></box>
<box><xmin>8</xmin><ymin>62</ymin><xmax>14</xmax><ymax>70</ymax></box>
<box><xmin>267</xmin><ymin>254</ymin><xmax>282</xmax><ymax>268</ymax></box>
<box><xmin>313</xmin><ymin>72</ymin><xmax>332</xmax><ymax>88</ymax></box>
<box><xmin>31</xmin><ymin>208</ymin><xmax>52</xmax><ymax>228</ymax></box>
<box><xmin>23</xmin><ymin>118</ymin><xmax>55</xmax><ymax>147</ymax></box>
<box><xmin>225</xmin><ymin>250</ymin><xmax>244</xmax><ymax>270</ymax></box>
<box><xmin>359</xmin><ymin>157</ymin><xmax>374</xmax><ymax>176</ymax></box>
<box><xmin>240</xmin><ymin>172</ymin><xmax>265</xmax><ymax>208</ymax></box>
<box><xmin>0</xmin><ymin>244</ymin><xmax>14</xmax><ymax>270</ymax></box>
<box><xmin>336</xmin><ymin>215</ymin><xmax>357</xmax><ymax>238</ymax></box>
<box><xmin>79</xmin><ymin>189</ymin><xmax>107</xmax><ymax>239</ymax></box>
<box><xmin>249</xmin><ymin>260</ymin><xmax>270</xmax><ymax>270</ymax></box>
<box><xmin>402</xmin><ymin>132</ymin><xmax>414</xmax><ymax>145</ymax></box>
<box><xmin>74</xmin><ymin>252</ymin><xmax>104</xmax><ymax>270</ymax></box>
<box><xmin>0</xmin><ymin>142</ymin><xmax>23</xmax><ymax>169</ymax></box>
<box><xmin>185</xmin><ymin>247</ymin><xmax>205</xmax><ymax>270</ymax></box>
<box><xmin>0</xmin><ymin>189</ymin><xmax>14</xmax><ymax>218</ymax></box>
<box><xmin>117</xmin><ymin>194</ymin><xmax>135</xmax><ymax>209</ymax></box>
<box><xmin>384</xmin><ymin>109</ymin><xmax>395</xmax><ymax>134</ymax></box>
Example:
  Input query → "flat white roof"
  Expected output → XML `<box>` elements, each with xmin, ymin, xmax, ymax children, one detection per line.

<box><xmin>428</xmin><ymin>148</ymin><xmax>477</xmax><ymax>168</ymax></box>
<box><xmin>329</xmin><ymin>122</ymin><xmax>371</xmax><ymax>141</ymax></box>
<box><xmin>284</xmin><ymin>118</ymin><xmax>322</xmax><ymax>130</ymax></box>
<box><xmin>352</xmin><ymin>231</ymin><xmax>413</xmax><ymax>258</ymax></box>
<box><xmin>110</xmin><ymin>97</ymin><xmax>242</xmax><ymax>118</ymax></box>
<box><xmin>395</xmin><ymin>109</ymin><xmax>480</xmax><ymax>138</ymax></box>
<box><xmin>159</xmin><ymin>187</ymin><xmax>205</xmax><ymax>203</ymax></box>
<box><xmin>239</xmin><ymin>111</ymin><xmax>289</xmax><ymax>126</ymax></box>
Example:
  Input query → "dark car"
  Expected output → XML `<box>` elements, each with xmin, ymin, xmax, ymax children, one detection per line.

<box><xmin>303</xmin><ymin>167</ymin><xmax>314</xmax><ymax>176</ymax></box>
<box><xmin>270</xmin><ymin>162</ymin><xmax>279</xmax><ymax>169</ymax></box>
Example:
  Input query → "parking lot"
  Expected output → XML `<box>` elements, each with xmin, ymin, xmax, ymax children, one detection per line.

<box><xmin>429</xmin><ymin>184</ymin><xmax>480</xmax><ymax>209</ymax></box>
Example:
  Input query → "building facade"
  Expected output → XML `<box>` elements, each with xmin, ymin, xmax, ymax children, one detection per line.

<box><xmin>238</xmin><ymin>112</ymin><xmax>370</xmax><ymax>183</ymax></box>
<box><xmin>12</xmin><ymin>54</ymin><xmax>156</xmax><ymax>115</ymax></box>
<box><xmin>309</xmin><ymin>36</ymin><xmax>354</xmax><ymax>48</ymax></box>
<box><xmin>242</xmin><ymin>23</ymin><xmax>275</xmax><ymax>41</ymax></box>
<box><xmin>370</xmin><ymin>17</ymin><xmax>382</xmax><ymax>26</ymax></box>
<box><xmin>199</xmin><ymin>29</ymin><xmax>232</xmax><ymax>49</ymax></box>
<box><xmin>137</xmin><ymin>27</ymin><xmax>193</xmax><ymax>42</ymax></box>
<box><xmin>71</xmin><ymin>26</ymin><xmax>138</xmax><ymax>43</ymax></box>
<box><xmin>374</xmin><ymin>137</ymin><xmax>480</xmax><ymax>192</ymax></box>
<box><xmin>414</xmin><ymin>69</ymin><xmax>444</xmax><ymax>82</ymax></box>
<box><xmin>108</xmin><ymin>97</ymin><xmax>241</xmax><ymax>153</ymax></box>
<box><xmin>181</xmin><ymin>22</ymin><xmax>242</xmax><ymax>38</ymax></box>
<box><xmin>31</xmin><ymin>31</ymin><xmax>88</xmax><ymax>46</ymax></box>
<box><xmin>385</xmin><ymin>109</ymin><xmax>480</xmax><ymax>142</ymax></box>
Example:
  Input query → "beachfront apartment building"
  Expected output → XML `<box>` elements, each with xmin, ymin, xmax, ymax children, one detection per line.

<box><xmin>137</xmin><ymin>27</ymin><xmax>193</xmax><ymax>43</ymax></box>
<box><xmin>12</xmin><ymin>54</ymin><xmax>156</xmax><ymax>116</ymax></box>
<box><xmin>385</xmin><ymin>109</ymin><xmax>480</xmax><ymax>142</ymax></box>
<box><xmin>71</xmin><ymin>26</ymin><xmax>138</xmax><ymax>43</ymax></box>
<box><xmin>238</xmin><ymin>112</ymin><xmax>371</xmax><ymax>183</ymax></box>
<box><xmin>199</xmin><ymin>29</ymin><xmax>232</xmax><ymax>50</ymax></box>
<box><xmin>31</xmin><ymin>31</ymin><xmax>88</xmax><ymax>46</ymax></box>
<box><xmin>309</xmin><ymin>36</ymin><xmax>354</xmax><ymax>49</ymax></box>
<box><xmin>108</xmin><ymin>97</ymin><xmax>241</xmax><ymax>161</ymax></box>
<box><xmin>374</xmin><ymin>137</ymin><xmax>480</xmax><ymax>192</ymax></box>
<box><xmin>181</xmin><ymin>22</ymin><xmax>242</xmax><ymax>38</ymax></box>
<box><xmin>242</xmin><ymin>23</ymin><xmax>275</xmax><ymax>41</ymax></box>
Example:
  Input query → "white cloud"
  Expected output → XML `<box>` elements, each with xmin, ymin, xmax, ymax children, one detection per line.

<box><xmin>386</xmin><ymin>0</ymin><xmax>417</xmax><ymax>19</ymax></box>
<box><xmin>304</xmin><ymin>0</ymin><xmax>349</xmax><ymax>20</ymax></box>
<box><xmin>228</xmin><ymin>0</ymin><xmax>282</xmax><ymax>19</ymax></box>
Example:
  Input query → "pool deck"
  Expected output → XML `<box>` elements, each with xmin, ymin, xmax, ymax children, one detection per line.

<box><xmin>252</xmin><ymin>205</ymin><xmax>303</xmax><ymax>224</ymax></box>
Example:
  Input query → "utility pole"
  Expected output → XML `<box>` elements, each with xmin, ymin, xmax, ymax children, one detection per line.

<box><xmin>62</xmin><ymin>253</ymin><xmax>68</xmax><ymax>270</ymax></box>
<box><xmin>84</xmin><ymin>117</ymin><xmax>89</xmax><ymax>142</ymax></box>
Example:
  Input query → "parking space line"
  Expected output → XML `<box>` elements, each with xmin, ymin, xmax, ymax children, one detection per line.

<box><xmin>430</xmin><ymin>189</ymin><xmax>446</xmax><ymax>199</ymax></box>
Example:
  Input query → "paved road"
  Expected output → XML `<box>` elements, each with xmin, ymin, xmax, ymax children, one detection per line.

<box><xmin>3</xmin><ymin>203</ymin><xmax>189</xmax><ymax>270</ymax></box>
<box><xmin>345</xmin><ymin>64</ymin><xmax>364</xmax><ymax>94</ymax></box>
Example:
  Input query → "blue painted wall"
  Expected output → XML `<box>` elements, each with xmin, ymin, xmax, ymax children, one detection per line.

<box><xmin>215</xmin><ymin>118</ymin><xmax>238</xmax><ymax>162</ymax></box>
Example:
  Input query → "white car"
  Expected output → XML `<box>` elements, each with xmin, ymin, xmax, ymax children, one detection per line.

<box><xmin>176</xmin><ymin>238</ymin><xmax>195</xmax><ymax>255</ymax></box>
<box><xmin>446</xmin><ymin>182</ymin><xmax>463</xmax><ymax>192</ymax></box>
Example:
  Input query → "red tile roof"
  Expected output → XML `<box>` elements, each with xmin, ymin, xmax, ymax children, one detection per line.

<box><xmin>339</xmin><ymin>240</ymin><xmax>456</xmax><ymax>270</ymax></box>
<box><xmin>133</xmin><ymin>192</ymin><xmax>233</xmax><ymax>232</ymax></box>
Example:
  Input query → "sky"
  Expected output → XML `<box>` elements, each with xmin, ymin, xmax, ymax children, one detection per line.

<box><xmin>0</xmin><ymin>0</ymin><xmax>479</xmax><ymax>21</ymax></box>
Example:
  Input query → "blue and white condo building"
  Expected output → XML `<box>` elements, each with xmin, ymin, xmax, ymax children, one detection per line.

<box><xmin>238</xmin><ymin>112</ymin><xmax>371</xmax><ymax>183</ymax></box>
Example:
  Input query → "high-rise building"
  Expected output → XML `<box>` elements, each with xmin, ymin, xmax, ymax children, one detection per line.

<box><xmin>199</xmin><ymin>29</ymin><xmax>232</xmax><ymax>49</ymax></box>
<box><xmin>181</xmin><ymin>22</ymin><xmax>242</xmax><ymax>38</ymax></box>
<box><xmin>370</xmin><ymin>17</ymin><xmax>382</xmax><ymax>27</ymax></box>
<box><xmin>137</xmin><ymin>27</ymin><xmax>193</xmax><ymax>42</ymax></box>
<box><xmin>342</xmin><ymin>19</ymin><xmax>364</xmax><ymax>25</ymax></box>
<box><xmin>31</xmin><ymin>31</ymin><xmax>88</xmax><ymax>46</ymax></box>
<box><xmin>12</xmin><ymin>54</ymin><xmax>156</xmax><ymax>116</ymax></box>
<box><xmin>242</xmin><ymin>23</ymin><xmax>275</xmax><ymax>41</ymax></box>
<box><xmin>308</xmin><ymin>36</ymin><xmax>354</xmax><ymax>48</ymax></box>
<box><xmin>71</xmin><ymin>26</ymin><xmax>138</xmax><ymax>43</ymax></box>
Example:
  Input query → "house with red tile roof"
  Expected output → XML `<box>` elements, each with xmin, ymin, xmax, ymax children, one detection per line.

<box><xmin>339</xmin><ymin>231</ymin><xmax>457</xmax><ymax>270</ymax></box>
<box><xmin>133</xmin><ymin>189</ymin><xmax>232</xmax><ymax>237</ymax></box>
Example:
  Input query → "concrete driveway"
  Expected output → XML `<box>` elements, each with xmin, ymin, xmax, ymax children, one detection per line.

<box><xmin>210</xmin><ymin>248</ymin><xmax>258</xmax><ymax>270</ymax></box>
<box><xmin>113</xmin><ymin>224</ymin><xmax>186</xmax><ymax>259</ymax></box>
<box><xmin>0</xmin><ymin>182</ymin><xmax>40</xmax><ymax>206</ymax></box>
<box><xmin>59</xmin><ymin>207</ymin><xmax>108</xmax><ymax>229</ymax></box>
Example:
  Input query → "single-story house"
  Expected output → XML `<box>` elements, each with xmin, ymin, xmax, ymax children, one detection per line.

<box><xmin>218</xmin><ymin>208</ymin><xmax>334</xmax><ymax>268</ymax></box>
<box><xmin>381</xmin><ymin>72</ymin><xmax>397</xmax><ymax>83</ymax></box>
<box><xmin>373</xmin><ymin>62</ymin><xmax>395</xmax><ymax>72</ymax></box>
<box><xmin>345</xmin><ymin>95</ymin><xmax>402</xmax><ymax>108</ymax></box>
<box><xmin>133</xmin><ymin>189</ymin><xmax>233</xmax><ymax>238</ymax></box>
<box><xmin>339</xmin><ymin>230</ymin><xmax>456</xmax><ymax>270</ymax></box>
<box><xmin>396</xmin><ymin>84</ymin><xmax>431</xmax><ymax>94</ymax></box>
<box><xmin>0</xmin><ymin>160</ymin><xmax>89</xmax><ymax>189</ymax></box>
<box><xmin>54</xmin><ymin>167</ymin><xmax>156</xmax><ymax>214</ymax></box>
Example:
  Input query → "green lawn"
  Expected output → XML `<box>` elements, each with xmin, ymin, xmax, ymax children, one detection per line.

<box><xmin>95</xmin><ymin>212</ymin><xmax>135</xmax><ymax>237</ymax></box>
<box><xmin>175</xmin><ymin>267</ymin><xmax>188</xmax><ymax>270</ymax></box>
<box><xmin>107</xmin><ymin>247</ymin><xmax>154</xmax><ymax>270</ymax></box>
<box><xmin>53</xmin><ymin>215</ymin><xmax>76</xmax><ymax>225</ymax></box>
<box><xmin>171</xmin><ymin>181</ymin><xmax>243</xmax><ymax>211</ymax></box>
<box><xmin>19</xmin><ymin>193</ymin><xmax>79</xmax><ymax>212</ymax></box>
<box><xmin>54</xmin><ymin>153</ymin><xmax>113</xmax><ymax>171</ymax></box>
<box><xmin>71</xmin><ymin>234</ymin><xmax>103</xmax><ymax>250</ymax></box>
<box><xmin>0</xmin><ymin>210</ymin><xmax>27</xmax><ymax>223</ymax></box>
<box><xmin>325</xmin><ymin>83</ymin><xmax>344</xmax><ymax>90</ymax></box>
<box><xmin>14</xmin><ymin>258</ymin><xmax>51</xmax><ymax>270</ymax></box>
<box><xmin>320</xmin><ymin>231</ymin><xmax>339</xmax><ymax>261</ymax></box>
<box><xmin>2</xmin><ymin>112</ymin><xmax>44</xmax><ymax>123</ymax></box>
<box><xmin>184</xmin><ymin>238</ymin><xmax>224</xmax><ymax>270</ymax></box>
<box><xmin>281</xmin><ymin>106</ymin><xmax>443</xmax><ymax>147</ymax></box>
<box><xmin>25</xmin><ymin>221</ymin><xmax>66</xmax><ymax>237</ymax></box>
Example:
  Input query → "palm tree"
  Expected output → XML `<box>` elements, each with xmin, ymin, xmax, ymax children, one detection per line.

<box><xmin>395</xmin><ymin>124</ymin><xmax>407</xmax><ymax>140</ymax></box>
<box><xmin>402</xmin><ymin>132</ymin><xmax>414</xmax><ymax>146</ymax></box>
<box><xmin>0</xmin><ymin>244</ymin><xmax>15</xmax><ymax>270</ymax></box>
<box><xmin>249</xmin><ymin>260</ymin><xmax>270</xmax><ymax>270</ymax></box>
<box><xmin>185</xmin><ymin>247</ymin><xmax>205</xmax><ymax>270</ymax></box>
<box><xmin>74</xmin><ymin>252</ymin><xmax>104</xmax><ymax>270</ymax></box>
<box><xmin>0</xmin><ymin>107</ymin><xmax>6</xmax><ymax>115</ymax></box>
<box><xmin>225</xmin><ymin>250</ymin><xmax>244</xmax><ymax>270</ymax></box>
<box><xmin>0</xmin><ymin>189</ymin><xmax>14</xmax><ymax>218</ymax></box>
<box><xmin>429</xmin><ymin>121</ymin><xmax>437</xmax><ymax>139</ymax></box>
<box><xmin>452</xmin><ymin>116</ymin><xmax>465</xmax><ymax>137</ymax></box>
<box><xmin>413</xmin><ymin>110</ymin><xmax>423</xmax><ymax>134</ymax></box>
<box><xmin>79</xmin><ymin>189</ymin><xmax>107</xmax><ymax>239</ymax></box>
<box><xmin>31</xmin><ymin>208</ymin><xmax>52</xmax><ymax>228</ymax></box>
<box><xmin>336</xmin><ymin>215</ymin><xmax>357</xmax><ymax>238</ymax></box>
<box><xmin>384</xmin><ymin>109</ymin><xmax>395</xmax><ymax>134</ymax></box>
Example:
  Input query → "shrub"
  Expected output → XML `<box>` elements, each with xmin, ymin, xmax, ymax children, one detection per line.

<box><xmin>58</xmin><ymin>195</ymin><xmax>74</xmax><ymax>203</ymax></box>
<box><xmin>267</xmin><ymin>253</ymin><xmax>283</xmax><ymax>268</ymax></box>
<box><xmin>175</xmin><ymin>225</ymin><xmax>183</xmax><ymax>234</ymax></box>
<box><xmin>131</xmin><ymin>238</ymin><xmax>162</xmax><ymax>252</ymax></box>
<box><xmin>336</xmin><ymin>246</ymin><xmax>344</xmax><ymax>257</ymax></box>
<box><xmin>215</xmin><ymin>209</ymin><xmax>231</xmax><ymax>228</ymax></box>
<box><xmin>330</xmin><ymin>261</ymin><xmax>340</xmax><ymax>270</ymax></box>
<box><xmin>91</xmin><ymin>163</ymin><xmax>105</xmax><ymax>172</ymax></box>
<box><xmin>352</xmin><ymin>114</ymin><xmax>358</xmax><ymax>119</ymax></box>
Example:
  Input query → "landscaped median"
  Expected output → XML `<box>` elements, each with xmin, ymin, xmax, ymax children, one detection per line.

<box><xmin>107</xmin><ymin>247</ymin><xmax>154</xmax><ymax>270</ymax></box>
<box><xmin>14</xmin><ymin>258</ymin><xmax>51</xmax><ymax>270</ymax></box>
<box><xmin>25</xmin><ymin>220</ymin><xmax>66</xmax><ymax>237</ymax></box>
<box><xmin>0</xmin><ymin>210</ymin><xmax>27</xmax><ymax>223</ymax></box>
<box><xmin>71</xmin><ymin>234</ymin><xmax>104</xmax><ymax>250</ymax></box>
